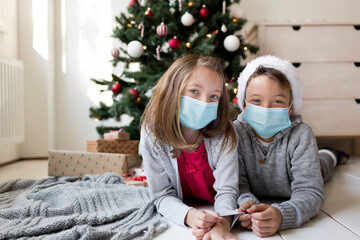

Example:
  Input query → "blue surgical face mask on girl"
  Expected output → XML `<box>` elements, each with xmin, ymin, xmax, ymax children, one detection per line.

<box><xmin>179</xmin><ymin>96</ymin><xmax>219</xmax><ymax>130</ymax></box>
<box><xmin>242</xmin><ymin>101</ymin><xmax>292</xmax><ymax>138</ymax></box>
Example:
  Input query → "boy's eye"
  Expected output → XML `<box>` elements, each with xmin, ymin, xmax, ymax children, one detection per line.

<box><xmin>250</xmin><ymin>99</ymin><xmax>260</xmax><ymax>103</ymax></box>
<box><xmin>190</xmin><ymin>89</ymin><xmax>199</xmax><ymax>94</ymax></box>
<box><xmin>273</xmin><ymin>100</ymin><xmax>284</xmax><ymax>104</ymax></box>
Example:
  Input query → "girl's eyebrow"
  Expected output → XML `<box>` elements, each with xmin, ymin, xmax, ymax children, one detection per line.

<box><xmin>189</xmin><ymin>83</ymin><xmax>221</xmax><ymax>93</ymax></box>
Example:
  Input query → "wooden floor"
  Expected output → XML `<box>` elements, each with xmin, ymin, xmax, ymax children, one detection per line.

<box><xmin>0</xmin><ymin>157</ymin><xmax>359</xmax><ymax>240</ymax></box>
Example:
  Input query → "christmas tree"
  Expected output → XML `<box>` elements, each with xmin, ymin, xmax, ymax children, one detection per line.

<box><xmin>89</xmin><ymin>0</ymin><xmax>258</xmax><ymax>140</ymax></box>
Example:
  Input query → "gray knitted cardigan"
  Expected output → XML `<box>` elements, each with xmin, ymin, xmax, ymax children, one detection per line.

<box><xmin>0</xmin><ymin>173</ymin><xmax>167</xmax><ymax>239</ymax></box>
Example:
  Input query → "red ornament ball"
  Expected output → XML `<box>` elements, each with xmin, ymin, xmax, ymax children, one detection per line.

<box><xmin>111</xmin><ymin>48</ymin><xmax>119</xmax><ymax>58</ymax></box>
<box><xmin>128</xmin><ymin>0</ymin><xmax>139</xmax><ymax>7</ymax></box>
<box><xmin>112</xmin><ymin>83</ymin><xmax>122</xmax><ymax>95</ymax></box>
<box><xmin>199</xmin><ymin>6</ymin><xmax>210</xmax><ymax>18</ymax></box>
<box><xmin>156</xmin><ymin>23</ymin><xmax>168</xmax><ymax>37</ymax></box>
<box><xmin>128</xmin><ymin>88</ymin><xmax>140</xmax><ymax>99</ymax></box>
<box><xmin>169</xmin><ymin>37</ymin><xmax>181</xmax><ymax>50</ymax></box>
<box><xmin>232</xmin><ymin>97</ymin><xmax>238</xmax><ymax>105</ymax></box>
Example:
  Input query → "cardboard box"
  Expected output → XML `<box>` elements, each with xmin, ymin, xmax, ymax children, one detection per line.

<box><xmin>87</xmin><ymin>139</ymin><xmax>139</xmax><ymax>154</ymax></box>
<box><xmin>48</xmin><ymin>150</ymin><xmax>141</xmax><ymax>178</ymax></box>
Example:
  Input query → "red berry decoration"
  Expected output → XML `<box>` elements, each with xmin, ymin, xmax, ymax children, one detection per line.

<box><xmin>112</xmin><ymin>83</ymin><xmax>122</xmax><ymax>95</ymax></box>
<box><xmin>156</xmin><ymin>22</ymin><xmax>168</xmax><ymax>37</ymax></box>
<box><xmin>169</xmin><ymin>37</ymin><xmax>181</xmax><ymax>50</ymax></box>
<box><xmin>128</xmin><ymin>0</ymin><xmax>139</xmax><ymax>7</ymax></box>
<box><xmin>199</xmin><ymin>5</ymin><xmax>210</xmax><ymax>18</ymax></box>
<box><xmin>129</xmin><ymin>88</ymin><xmax>140</xmax><ymax>99</ymax></box>
<box><xmin>111</xmin><ymin>48</ymin><xmax>119</xmax><ymax>58</ymax></box>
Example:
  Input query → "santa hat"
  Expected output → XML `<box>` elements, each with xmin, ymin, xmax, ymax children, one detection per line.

<box><xmin>237</xmin><ymin>55</ymin><xmax>304</xmax><ymax>115</ymax></box>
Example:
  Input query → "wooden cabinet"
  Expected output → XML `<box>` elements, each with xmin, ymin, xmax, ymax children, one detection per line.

<box><xmin>256</xmin><ymin>24</ymin><xmax>360</xmax><ymax>138</ymax></box>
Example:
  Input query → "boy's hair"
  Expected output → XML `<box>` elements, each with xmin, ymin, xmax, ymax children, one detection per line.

<box><xmin>247</xmin><ymin>65</ymin><xmax>293</xmax><ymax>103</ymax></box>
<box><xmin>141</xmin><ymin>54</ymin><xmax>236</xmax><ymax>158</ymax></box>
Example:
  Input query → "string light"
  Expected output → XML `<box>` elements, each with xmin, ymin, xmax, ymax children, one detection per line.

<box><xmin>206</xmin><ymin>34</ymin><xmax>212</xmax><ymax>38</ymax></box>
<box><xmin>225</xmin><ymin>83</ymin><xmax>229</xmax><ymax>87</ymax></box>
<box><xmin>94</xmin><ymin>117</ymin><xmax>99</xmax><ymax>122</ymax></box>
<box><xmin>244</xmin><ymin>46</ymin><xmax>248</xmax><ymax>51</ymax></box>
<box><xmin>143</xmin><ymin>45</ymin><xmax>147</xmax><ymax>50</ymax></box>
<box><xmin>136</xmin><ymin>97</ymin><xmax>141</xmax><ymax>103</ymax></box>
<box><xmin>186</xmin><ymin>42</ymin><xmax>191</xmax><ymax>48</ymax></box>
<box><xmin>233</xmin><ymin>18</ymin><xmax>238</xmax><ymax>22</ymax></box>
<box><xmin>127</xmin><ymin>24</ymin><xmax>131</xmax><ymax>27</ymax></box>
<box><xmin>145</xmin><ymin>8</ymin><xmax>151</xmax><ymax>16</ymax></box>
<box><xmin>188</xmin><ymin>1</ymin><xmax>194</xmax><ymax>6</ymax></box>
<box><xmin>233</xmin><ymin>88</ymin><xmax>238</xmax><ymax>94</ymax></box>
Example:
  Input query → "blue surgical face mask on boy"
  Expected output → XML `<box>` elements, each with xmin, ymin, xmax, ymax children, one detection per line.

<box><xmin>179</xmin><ymin>96</ymin><xmax>219</xmax><ymax>130</ymax></box>
<box><xmin>242</xmin><ymin>101</ymin><xmax>291</xmax><ymax>138</ymax></box>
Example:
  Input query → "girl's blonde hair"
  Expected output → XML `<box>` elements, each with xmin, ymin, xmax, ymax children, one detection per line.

<box><xmin>141</xmin><ymin>54</ymin><xmax>236</xmax><ymax>157</ymax></box>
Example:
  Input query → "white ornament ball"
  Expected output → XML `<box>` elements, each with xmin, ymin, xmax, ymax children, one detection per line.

<box><xmin>221</xmin><ymin>24</ymin><xmax>227</xmax><ymax>33</ymax></box>
<box><xmin>127</xmin><ymin>40</ymin><xmax>144</xmax><ymax>58</ymax></box>
<box><xmin>181</xmin><ymin>12</ymin><xmax>195</xmax><ymax>26</ymax></box>
<box><xmin>230</xmin><ymin>7</ymin><xmax>246</xmax><ymax>19</ymax></box>
<box><xmin>223</xmin><ymin>35</ymin><xmax>240</xmax><ymax>52</ymax></box>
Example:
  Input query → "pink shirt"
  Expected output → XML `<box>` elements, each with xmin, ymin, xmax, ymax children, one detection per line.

<box><xmin>177</xmin><ymin>141</ymin><xmax>216</xmax><ymax>204</ymax></box>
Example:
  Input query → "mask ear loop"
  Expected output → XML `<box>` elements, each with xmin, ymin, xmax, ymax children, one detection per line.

<box><xmin>288</xmin><ymin>101</ymin><xmax>293</xmax><ymax>110</ymax></box>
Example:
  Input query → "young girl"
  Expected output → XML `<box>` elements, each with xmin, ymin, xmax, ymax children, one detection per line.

<box><xmin>140</xmin><ymin>54</ymin><xmax>240</xmax><ymax>239</ymax></box>
<box><xmin>234</xmin><ymin>55</ymin><xmax>349</xmax><ymax>238</ymax></box>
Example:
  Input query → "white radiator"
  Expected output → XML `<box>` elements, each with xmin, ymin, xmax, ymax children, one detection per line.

<box><xmin>0</xmin><ymin>56</ymin><xmax>24</xmax><ymax>145</ymax></box>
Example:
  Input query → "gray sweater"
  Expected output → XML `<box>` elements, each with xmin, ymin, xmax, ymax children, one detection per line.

<box><xmin>139</xmin><ymin>127</ymin><xmax>240</xmax><ymax>227</ymax></box>
<box><xmin>233</xmin><ymin>114</ymin><xmax>324</xmax><ymax>230</ymax></box>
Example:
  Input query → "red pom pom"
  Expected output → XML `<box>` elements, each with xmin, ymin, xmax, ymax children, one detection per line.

<box><xmin>129</xmin><ymin>88</ymin><xmax>140</xmax><ymax>99</ymax></box>
<box><xmin>111</xmin><ymin>48</ymin><xmax>119</xmax><ymax>58</ymax></box>
<box><xmin>112</xmin><ymin>83</ymin><xmax>122</xmax><ymax>95</ymax></box>
<box><xmin>169</xmin><ymin>38</ymin><xmax>181</xmax><ymax>50</ymax></box>
<box><xmin>156</xmin><ymin>23</ymin><xmax>168</xmax><ymax>37</ymax></box>
<box><xmin>128</xmin><ymin>0</ymin><xmax>139</xmax><ymax>7</ymax></box>
<box><xmin>199</xmin><ymin>6</ymin><xmax>210</xmax><ymax>18</ymax></box>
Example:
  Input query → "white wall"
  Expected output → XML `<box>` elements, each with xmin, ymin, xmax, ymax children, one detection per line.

<box><xmin>0</xmin><ymin>0</ymin><xmax>20</xmax><ymax>164</ymax></box>
<box><xmin>54</xmin><ymin>0</ymin><xmax>128</xmax><ymax>151</ymax></box>
<box><xmin>2</xmin><ymin>0</ymin><xmax>360</xmax><ymax>163</ymax></box>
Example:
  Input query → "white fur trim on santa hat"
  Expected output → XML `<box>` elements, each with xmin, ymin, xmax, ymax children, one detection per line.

<box><xmin>237</xmin><ymin>55</ymin><xmax>304</xmax><ymax>115</ymax></box>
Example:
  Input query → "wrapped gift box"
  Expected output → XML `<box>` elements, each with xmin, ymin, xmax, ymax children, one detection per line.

<box><xmin>104</xmin><ymin>130</ymin><xmax>130</xmax><ymax>140</ymax></box>
<box><xmin>48</xmin><ymin>150</ymin><xmax>141</xmax><ymax>178</ymax></box>
<box><xmin>128</xmin><ymin>166</ymin><xmax>146</xmax><ymax>177</ymax></box>
<box><xmin>123</xmin><ymin>175</ymin><xmax>148</xmax><ymax>187</ymax></box>
<box><xmin>87</xmin><ymin>139</ymin><xmax>139</xmax><ymax>154</ymax></box>
<box><xmin>125</xmin><ymin>179</ymin><xmax>148</xmax><ymax>187</ymax></box>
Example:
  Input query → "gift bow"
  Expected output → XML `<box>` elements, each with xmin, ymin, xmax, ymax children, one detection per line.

<box><xmin>109</xmin><ymin>129</ymin><xmax>127</xmax><ymax>139</ymax></box>
<box><xmin>122</xmin><ymin>173</ymin><xmax>147</xmax><ymax>182</ymax></box>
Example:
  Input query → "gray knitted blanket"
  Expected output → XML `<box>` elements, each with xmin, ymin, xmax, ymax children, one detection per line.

<box><xmin>0</xmin><ymin>173</ymin><xmax>167</xmax><ymax>239</ymax></box>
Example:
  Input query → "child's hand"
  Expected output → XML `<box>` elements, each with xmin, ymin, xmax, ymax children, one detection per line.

<box><xmin>247</xmin><ymin>204</ymin><xmax>282</xmax><ymax>238</ymax></box>
<box><xmin>237</xmin><ymin>200</ymin><xmax>256</xmax><ymax>230</ymax></box>
<box><xmin>203</xmin><ymin>216</ymin><xmax>239</xmax><ymax>240</ymax></box>
<box><xmin>186</xmin><ymin>209</ymin><xmax>223</xmax><ymax>240</ymax></box>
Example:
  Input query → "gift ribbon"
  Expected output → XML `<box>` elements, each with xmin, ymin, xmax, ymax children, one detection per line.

<box><xmin>122</xmin><ymin>174</ymin><xmax>147</xmax><ymax>186</ymax></box>
<box><xmin>109</xmin><ymin>129</ymin><xmax>127</xmax><ymax>140</ymax></box>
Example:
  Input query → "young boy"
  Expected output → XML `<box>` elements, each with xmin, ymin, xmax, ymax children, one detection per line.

<box><xmin>234</xmin><ymin>55</ymin><xmax>349</xmax><ymax>238</ymax></box>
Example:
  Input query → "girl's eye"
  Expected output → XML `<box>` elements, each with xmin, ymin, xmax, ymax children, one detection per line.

<box><xmin>211</xmin><ymin>95</ymin><xmax>219</xmax><ymax>100</ymax></box>
<box><xmin>190</xmin><ymin>89</ymin><xmax>198</xmax><ymax>94</ymax></box>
